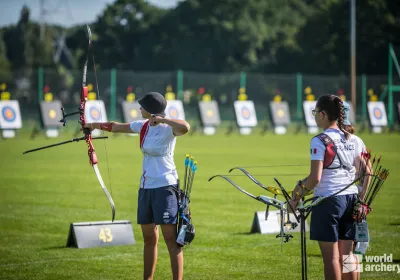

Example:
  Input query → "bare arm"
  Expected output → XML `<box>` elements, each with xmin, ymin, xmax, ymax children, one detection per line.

<box><xmin>289</xmin><ymin>160</ymin><xmax>322</xmax><ymax>210</ymax></box>
<box><xmin>304</xmin><ymin>160</ymin><xmax>323</xmax><ymax>191</ymax></box>
<box><xmin>355</xmin><ymin>155</ymin><xmax>372</xmax><ymax>201</ymax></box>
<box><xmin>151</xmin><ymin>117</ymin><xmax>190</xmax><ymax>136</ymax></box>
<box><xmin>86</xmin><ymin>122</ymin><xmax>134</xmax><ymax>133</ymax></box>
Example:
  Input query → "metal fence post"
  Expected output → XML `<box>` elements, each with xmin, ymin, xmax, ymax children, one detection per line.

<box><xmin>296</xmin><ymin>73</ymin><xmax>302</xmax><ymax>122</ymax></box>
<box><xmin>177</xmin><ymin>70</ymin><xmax>183</xmax><ymax>100</ymax></box>
<box><xmin>38</xmin><ymin>67</ymin><xmax>43</xmax><ymax>103</ymax></box>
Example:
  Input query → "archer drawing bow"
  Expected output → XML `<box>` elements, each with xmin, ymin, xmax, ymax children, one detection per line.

<box><xmin>23</xmin><ymin>25</ymin><xmax>115</xmax><ymax>222</ymax></box>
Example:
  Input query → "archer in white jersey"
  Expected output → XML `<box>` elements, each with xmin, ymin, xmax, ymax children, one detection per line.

<box><xmin>289</xmin><ymin>95</ymin><xmax>368</xmax><ymax>280</ymax></box>
<box><xmin>84</xmin><ymin>92</ymin><xmax>189</xmax><ymax>280</ymax></box>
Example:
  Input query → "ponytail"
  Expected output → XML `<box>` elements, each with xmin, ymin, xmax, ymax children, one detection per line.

<box><xmin>336</xmin><ymin>98</ymin><xmax>350</xmax><ymax>140</ymax></box>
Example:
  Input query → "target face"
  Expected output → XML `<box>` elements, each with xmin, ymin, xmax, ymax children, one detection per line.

<box><xmin>165</xmin><ymin>100</ymin><xmax>185</xmax><ymax>120</ymax></box>
<box><xmin>122</xmin><ymin>101</ymin><xmax>141</xmax><ymax>122</ymax></box>
<box><xmin>2</xmin><ymin>106</ymin><xmax>16</xmax><ymax>122</ymax></box>
<box><xmin>269</xmin><ymin>101</ymin><xmax>290</xmax><ymax>125</ymax></box>
<box><xmin>85</xmin><ymin>100</ymin><xmax>107</xmax><ymax>123</ymax></box>
<box><xmin>241</xmin><ymin>107</ymin><xmax>251</xmax><ymax>119</ymax></box>
<box><xmin>367</xmin><ymin>101</ymin><xmax>387</xmax><ymax>127</ymax></box>
<box><xmin>0</xmin><ymin>100</ymin><xmax>22</xmax><ymax>129</ymax></box>
<box><xmin>89</xmin><ymin>106</ymin><xmax>101</xmax><ymax>121</ymax></box>
<box><xmin>373</xmin><ymin>108</ymin><xmax>382</xmax><ymax>119</ymax></box>
<box><xmin>198</xmin><ymin>101</ymin><xmax>220</xmax><ymax>126</ymax></box>
<box><xmin>39</xmin><ymin>101</ymin><xmax>63</xmax><ymax>127</ymax></box>
<box><xmin>234</xmin><ymin>100</ymin><xmax>257</xmax><ymax>127</ymax></box>
<box><xmin>168</xmin><ymin>106</ymin><xmax>179</xmax><ymax>118</ymax></box>
<box><xmin>130</xmin><ymin>109</ymin><xmax>138</xmax><ymax>118</ymax></box>
<box><xmin>48</xmin><ymin>109</ymin><xmax>57</xmax><ymax>119</ymax></box>
<box><xmin>303</xmin><ymin>101</ymin><xmax>317</xmax><ymax>127</ymax></box>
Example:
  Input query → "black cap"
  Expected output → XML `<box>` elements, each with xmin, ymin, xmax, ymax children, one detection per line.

<box><xmin>138</xmin><ymin>92</ymin><xmax>167</xmax><ymax>117</ymax></box>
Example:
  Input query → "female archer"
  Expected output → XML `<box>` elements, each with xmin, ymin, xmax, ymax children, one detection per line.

<box><xmin>289</xmin><ymin>95</ymin><xmax>368</xmax><ymax>280</ymax></box>
<box><xmin>85</xmin><ymin>92</ymin><xmax>190</xmax><ymax>280</ymax></box>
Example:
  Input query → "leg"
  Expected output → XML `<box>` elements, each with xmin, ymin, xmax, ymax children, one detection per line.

<box><xmin>160</xmin><ymin>224</ymin><xmax>183</xmax><ymax>280</ymax></box>
<box><xmin>141</xmin><ymin>224</ymin><xmax>159</xmax><ymax>280</ymax></box>
<box><xmin>339</xmin><ymin>239</ymin><xmax>359</xmax><ymax>280</ymax></box>
<box><xmin>338</xmin><ymin>195</ymin><xmax>359</xmax><ymax>280</ymax></box>
<box><xmin>318</xmin><ymin>241</ymin><xmax>341</xmax><ymax>280</ymax></box>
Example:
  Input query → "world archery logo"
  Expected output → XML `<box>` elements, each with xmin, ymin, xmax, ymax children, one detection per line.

<box><xmin>2</xmin><ymin>106</ymin><xmax>16</xmax><ymax>122</ymax></box>
<box><xmin>373</xmin><ymin>107</ymin><xmax>382</xmax><ymax>119</ymax></box>
<box><xmin>342</xmin><ymin>254</ymin><xmax>363</xmax><ymax>273</ymax></box>
<box><xmin>168</xmin><ymin>107</ymin><xmax>179</xmax><ymax>118</ymax></box>
<box><xmin>89</xmin><ymin>106</ymin><xmax>101</xmax><ymax>121</ymax></box>
<box><xmin>241</xmin><ymin>107</ymin><xmax>251</xmax><ymax>119</ymax></box>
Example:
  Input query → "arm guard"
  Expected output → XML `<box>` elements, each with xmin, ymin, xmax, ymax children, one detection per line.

<box><xmin>100</xmin><ymin>122</ymin><xmax>114</xmax><ymax>132</ymax></box>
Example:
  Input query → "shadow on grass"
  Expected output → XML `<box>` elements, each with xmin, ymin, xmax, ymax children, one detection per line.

<box><xmin>233</xmin><ymin>232</ymin><xmax>256</xmax><ymax>235</ymax></box>
<box><xmin>388</xmin><ymin>222</ymin><xmax>400</xmax><ymax>226</ymax></box>
<box><xmin>44</xmin><ymin>245</ymin><xmax>69</xmax><ymax>250</ymax></box>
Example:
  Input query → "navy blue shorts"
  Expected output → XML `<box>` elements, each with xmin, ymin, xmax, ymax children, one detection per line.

<box><xmin>137</xmin><ymin>185</ymin><xmax>179</xmax><ymax>225</ymax></box>
<box><xmin>310</xmin><ymin>194</ymin><xmax>357</xmax><ymax>242</ymax></box>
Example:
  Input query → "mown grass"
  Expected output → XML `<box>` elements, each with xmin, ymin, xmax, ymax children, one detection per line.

<box><xmin>1</xmin><ymin>128</ymin><xmax>399</xmax><ymax>279</ymax></box>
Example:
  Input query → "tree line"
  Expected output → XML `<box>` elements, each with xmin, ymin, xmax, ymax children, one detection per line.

<box><xmin>0</xmin><ymin>0</ymin><xmax>399</xmax><ymax>84</ymax></box>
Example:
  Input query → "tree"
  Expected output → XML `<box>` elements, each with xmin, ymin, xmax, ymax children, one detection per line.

<box><xmin>90</xmin><ymin>0</ymin><xmax>167</xmax><ymax>69</ymax></box>
<box><xmin>0</xmin><ymin>30</ymin><xmax>12</xmax><ymax>82</ymax></box>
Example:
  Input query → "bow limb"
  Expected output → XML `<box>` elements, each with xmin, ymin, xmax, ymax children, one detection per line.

<box><xmin>93</xmin><ymin>164</ymin><xmax>116</xmax><ymax>221</ymax></box>
<box><xmin>208</xmin><ymin>175</ymin><xmax>284</xmax><ymax>209</ymax></box>
<box><xmin>209</xmin><ymin>175</ymin><xmax>258</xmax><ymax>200</ymax></box>
<box><xmin>82</xmin><ymin>25</ymin><xmax>115</xmax><ymax>222</ymax></box>
<box><xmin>229</xmin><ymin>167</ymin><xmax>283</xmax><ymax>196</ymax></box>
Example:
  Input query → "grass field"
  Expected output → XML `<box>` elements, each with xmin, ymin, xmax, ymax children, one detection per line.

<box><xmin>1</xmin><ymin>128</ymin><xmax>400</xmax><ymax>280</ymax></box>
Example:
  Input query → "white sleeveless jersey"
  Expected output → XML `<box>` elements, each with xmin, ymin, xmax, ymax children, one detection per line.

<box><xmin>310</xmin><ymin>128</ymin><xmax>364</xmax><ymax>197</ymax></box>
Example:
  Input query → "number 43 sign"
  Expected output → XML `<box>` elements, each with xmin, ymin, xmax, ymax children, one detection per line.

<box><xmin>66</xmin><ymin>220</ymin><xmax>135</xmax><ymax>249</ymax></box>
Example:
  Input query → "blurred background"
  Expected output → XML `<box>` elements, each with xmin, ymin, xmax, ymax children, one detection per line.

<box><xmin>0</xmin><ymin>0</ymin><xmax>399</xmax><ymax>126</ymax></box>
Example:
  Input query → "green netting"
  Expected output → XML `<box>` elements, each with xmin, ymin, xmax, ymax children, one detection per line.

<box><xmin>2</xmin><ymin>68</ymin><xmax>399</xmax><ymax>123</ymax></box>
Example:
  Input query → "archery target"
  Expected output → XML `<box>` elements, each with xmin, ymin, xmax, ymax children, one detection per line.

<box><xmin>367</xmin><ymin>101</ymin><xmax>387</xmax><ymax>127</ymax></box>
<box><xmin>269</xmin><ymin>101</ymin><xmax>291</xmax><ymax>126</ymax></box>
<box><xmin>234</xmin><ymin>100</ymin><xmax>257</xmax><ymax>127</ymax></box>
<box><xmin>122</xmin><ymin>101</ymin><xmax>142</xmax><ymax>122</ymax></box>
<box><xmin>303</xmin><ymin>101</ymin><xmax>317</xmax><ymax>127</ymax></box>
<box><xmin>85</xmin><ymin>100</ymin><xmax>108</xmax><ymax>123</ymax></box>
<box><xmin>40</xmin><ymin>101</ymin><xmax>63</xmax><ymax>127</ymax></box>
<box><xmin>0</xmin><ymin>100</ymin><xmax>22</xmax><ymax>129</ymax></box>
<box><xmin>198</xmin><ymin>101</ymin><xmax>221</xmax><ymax>126</ymax></box>
<box><xmin>165</xmin><ymin>100</ymin><xmax>185</xmax><ymax>120</ymax></box>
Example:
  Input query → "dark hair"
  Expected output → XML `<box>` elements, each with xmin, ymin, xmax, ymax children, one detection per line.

<box><xmin>316</xmin><ymin>95</ymin><xmax>350</xmax><ymax>139</ymax></box>
<box><xmin>343</xmin><ymin>124</ymin><xmax>355</xmax><ymax>134</ymax></box>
